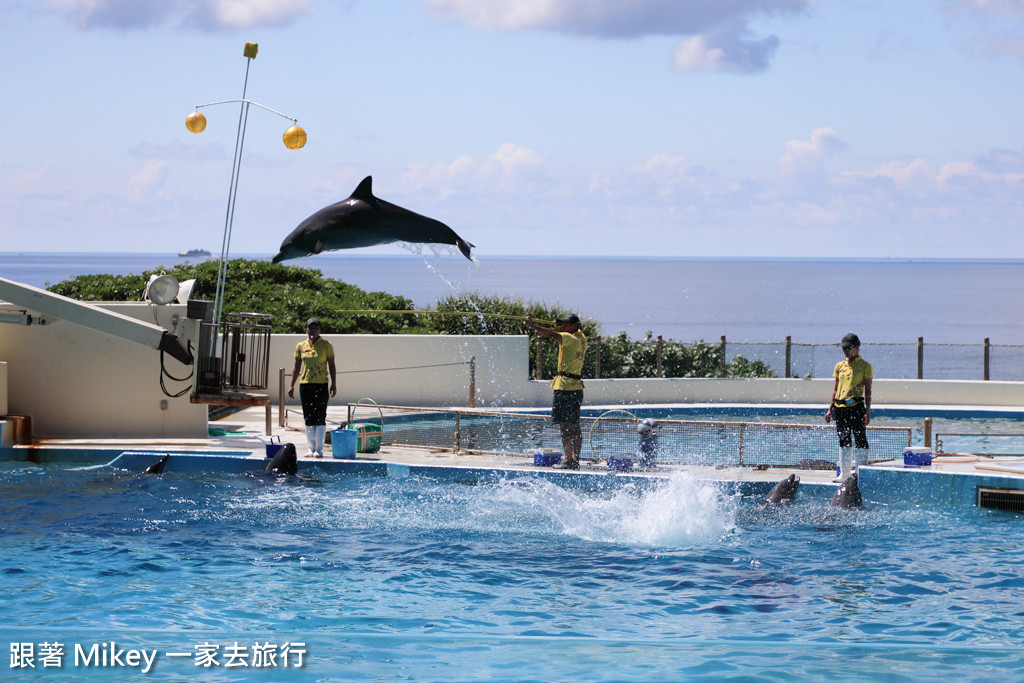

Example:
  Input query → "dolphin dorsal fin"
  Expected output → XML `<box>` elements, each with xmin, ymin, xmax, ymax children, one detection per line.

<box><xmin>352</xmin><ymin>176</ymin><xmax>376</xmax><ymax>204</ymax></box>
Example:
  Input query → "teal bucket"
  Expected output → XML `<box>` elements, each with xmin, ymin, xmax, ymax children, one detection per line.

<box><xmin>332</xmin><ymin>429</ymin><xmax>358</xmax><ymax>459</ymax></box>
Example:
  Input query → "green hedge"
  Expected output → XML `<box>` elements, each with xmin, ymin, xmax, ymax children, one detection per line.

<box><xmin>48</xmin><ymin>260</ymin><xmax>773</xmax><ymax>378</ymax></box>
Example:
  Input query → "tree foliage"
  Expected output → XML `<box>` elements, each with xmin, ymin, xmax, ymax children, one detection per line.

<box><xmin>47</xmin><ymin>260</ymin><xmax>774</xmax><ymax>378</ymax></box>
<box><xmin>47</xmin><ymin>259</ymin><xmax>425</xmax><ymax>334</ymax></box>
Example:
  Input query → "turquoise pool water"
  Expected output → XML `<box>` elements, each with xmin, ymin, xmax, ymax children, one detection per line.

<box><xmin>2</xmin><ymin>462</ymin><xmax>1023</xmax><ymax>681</ymax></box>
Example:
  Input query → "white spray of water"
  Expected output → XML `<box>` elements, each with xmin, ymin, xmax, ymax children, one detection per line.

<box><xmin>496</xmin><ymin>471</ymin><xmax>738</xmax><ymax>548</ymax></box>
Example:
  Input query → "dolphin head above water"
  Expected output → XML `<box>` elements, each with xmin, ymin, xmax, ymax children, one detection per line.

<box><xmin>830</xmin><ymin>472</ymin><xmax>863</xmax><ymax>509</ymax></box>
<box><xmin>761</xmin><ymin>473</ymin><xmax>800</xmax><ymax>504</ymax></box>
<box><xmin>272</xmin><ymin>176</ymin><xmax>474</xmax><ymax>263</ymax></box>
<box><xmin>265</xmin><ymin>442</ymin><xmax>298</xmax><ymax>476</ymax></box>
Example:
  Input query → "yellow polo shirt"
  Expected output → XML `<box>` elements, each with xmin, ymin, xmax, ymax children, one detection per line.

<box><xmin>294</xmin><ymin>337</ymin><xmax>335</xmax><ymax>384</ymax></box>
<box><xmin>551</xmin><ymin>331</ymin><xmax>586</xmax><ymax>391</ymax></box>
<box><xmin>833</xmin><ymin>355</ymin><xmax>872</xmax><ymax>405</ymax></box>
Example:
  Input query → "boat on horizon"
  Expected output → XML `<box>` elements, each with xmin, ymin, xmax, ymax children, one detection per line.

<box><xmin>178</xmin><ymin>248</ymin><xmax>212</xmax><ymax>259</ymax></box>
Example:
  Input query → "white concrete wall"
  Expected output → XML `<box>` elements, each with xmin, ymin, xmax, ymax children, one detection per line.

<box><xmin>0</xmin><ymin>302</ymin><xmax>206</xmax><ymax>438</ymax></box>
<box><xmin>271</xmin><ymin>334</ymin><xmax>530</xmax><ymax>408</ymax></box>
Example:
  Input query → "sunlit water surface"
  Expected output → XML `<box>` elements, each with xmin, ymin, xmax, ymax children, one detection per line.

<box><xmin>3</xmin><ymin>463</ymin><xmax>1023</xmax><ymax>681</ymax></box>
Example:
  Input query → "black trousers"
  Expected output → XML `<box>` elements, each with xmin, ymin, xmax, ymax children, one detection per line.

<box><xmin>299</xmin><ymin>383</ymin><xmax>329</xmax><ymax>426</ymax></box>
<box><xmin>835</xmin><ymin>402</ymin><xmax>869</xmax><ymax>449</ymax></box>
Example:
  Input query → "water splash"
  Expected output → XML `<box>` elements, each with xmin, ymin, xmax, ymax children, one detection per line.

<box><xmin>494</xmin><ymin>471</ymin><xmax>737</xmax><ymax>548</ymax></box>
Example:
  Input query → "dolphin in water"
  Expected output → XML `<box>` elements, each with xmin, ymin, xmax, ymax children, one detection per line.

<box><xmin>760</xmin><ymin>473</ymin><xmax>800</xmax><ymax>504</ymax></box>
<box><xmin>265</xmin><ymin>443</ymin><xmax>298</xmax><ymax>476</ymax></box>
<box><xmin>272</xmin><ymin>176</ymin><xmax>474</xmax><ymax>263</ymax></box>
<box><xmin>830</xmin><ymin>472</ymin><xmax>863</xmax><ymax>509</ymax></box>
<box><xmin>143</xmin><ymin>454</ymin><xmax>170</xmax><ymax>475</ymax></box>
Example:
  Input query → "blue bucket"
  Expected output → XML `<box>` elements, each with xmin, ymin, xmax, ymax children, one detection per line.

<box><xmin>607</xmin><ymin>456</ymin><xmax>634</xmax><ymax>472</ymax></box>
<box><xmin>265</xmin><ymin>435</ymin><xmax>284</xmax><ymax>459</ymax></box>
<box><xmin>533</xmin><ymin>450</ymin><xmax>562</xmax><ymax>467</ymax></box>
<box><xmin>903</xmin><ymin>447</ymin><xmax>932</xmax><ymax>467</ymax></box>
<box><xmin>332</xmin><ymin>429</ymin><xmax>358</xmax><ymax>459</ymax></box>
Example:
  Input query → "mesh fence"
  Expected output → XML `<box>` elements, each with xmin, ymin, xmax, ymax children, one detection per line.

<box><xmin>350</xmin><ymin>404</ymin><xmax>912</xmax><ymax>469</ymax></box>
<box><xmin>691</xmin><ymin>340</ymin><xmax>1024</xmax><ymax>381</ymax></box>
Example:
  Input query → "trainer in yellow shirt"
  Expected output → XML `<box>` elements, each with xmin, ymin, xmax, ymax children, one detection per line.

<box><xmin>524</xmin><ymin>313</ymin><xmax>587</xmax><ymax>470</ymax></box>
<box><xmin>824</xmin><ymin>332</ymin><xmax>873</xmax><ymax>483</ymax></box>
<box><xmin>287</xmin><ymin>318</ymin><xmax>337</xmax><ymax>458</ymax></box>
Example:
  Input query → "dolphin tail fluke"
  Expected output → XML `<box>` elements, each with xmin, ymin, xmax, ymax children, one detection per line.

<box><xmin>456</xmin><ymin>238</ymin><xmax>475</xmax><ymax>261</ymax></box>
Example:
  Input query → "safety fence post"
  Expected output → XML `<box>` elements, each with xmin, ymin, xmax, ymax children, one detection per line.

<box><xmin>785</xmin><ymin>336</ymin><xmax>792</xmax><ymax>378</ymax></box>
<box><xmin>984</xmin><ymin>338</ymin><xmax>990</xmax><ymax>381</ymax></box>
<box><xmin>917</xmin><ymin>337</ymin><xmax>924</xmax><ymax>379</ymax></box>
<box><xmin>656</xmin><ymin>335</ymin><xmax>663</xmax><ymax>378</ymax></box>
<box><xmin>278</xmin><ymin>367</ymin><xmax>286</xmax><ymax>427</ymax></box>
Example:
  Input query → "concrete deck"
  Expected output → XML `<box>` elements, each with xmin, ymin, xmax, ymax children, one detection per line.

<box><xmin>6</xmin><ymin>406</ymin><xmax>1024</xmax><ymax>510</ymax></box>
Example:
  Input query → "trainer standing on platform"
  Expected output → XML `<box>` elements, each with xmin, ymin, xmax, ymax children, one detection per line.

<box><xmin>288</xmin><ymin>318</ymin><xmax>337</xmax><ymax>458</ymax></box>
<box><xmin>525</xmin><ymin>314</ymin><xmax>587</xmax><ymax>470</ymax></box>
<box><xmin>825</xmin><ymin>332</ymin><xmax>873</xmax><ymax>482</ymax></box>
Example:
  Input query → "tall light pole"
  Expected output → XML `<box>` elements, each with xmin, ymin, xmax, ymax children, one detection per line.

<box><xmin>185</xmin><ymin>41</ymin><xmax>306</xmax><ymax>328</ymax></box>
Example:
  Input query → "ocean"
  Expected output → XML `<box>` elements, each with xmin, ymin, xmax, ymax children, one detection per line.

<box><xmin>3</xmin><ymin>252</ymin><xmax>1024</xmax><ymax>344</ymax></box>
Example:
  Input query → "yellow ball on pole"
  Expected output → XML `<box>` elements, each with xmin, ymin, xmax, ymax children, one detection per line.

<box><xmin>283</xmin><ymin>125</ymin><xmax>307</xmax><ymax>150</ymax></box>
<box><xmin>185</xmin><ymin>111</ymin><xmax>207</xmax><ymax>134</ymax></box>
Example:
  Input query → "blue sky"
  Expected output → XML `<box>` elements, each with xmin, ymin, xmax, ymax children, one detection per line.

<box><xmin>2</xmin><ymin>0</ymin><xmax>1023</xmax><ymax>258</ymax></box>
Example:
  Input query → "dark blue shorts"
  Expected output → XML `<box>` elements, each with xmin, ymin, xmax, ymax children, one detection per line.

<box><xmin>551</xmin><ymin>390</ymin><xmax>583</xmax><ymax>424</ymax></box>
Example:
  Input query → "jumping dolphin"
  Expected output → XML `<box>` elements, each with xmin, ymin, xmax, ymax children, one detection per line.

<box><xmin>265</xmin><ymin>443</ymin><xmax>298</xmax><ymax>476</ymax></box>
<box><xmin>760</xmin><ymin>473</ymin><xmax>800</xmax><ymax>504</ymax></box>
<box><xmin>272</xmin><ymin>176</ymin><xmax>474</xmax><ymax>263</ymax></box>
<box><xmin>830</xmin><ymin>473</ymin><xmax>863</xmax><ymax>508</ymax></box>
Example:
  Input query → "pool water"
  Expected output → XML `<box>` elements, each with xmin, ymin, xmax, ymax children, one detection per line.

<box><xmin>3</xmin><ymin>462</ymin><xmax>1023</xmax><ymax>681</ymax></box>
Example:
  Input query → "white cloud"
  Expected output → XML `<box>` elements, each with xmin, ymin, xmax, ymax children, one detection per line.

<box><xmin>421</xmin><ymin>0</ymin><xmax>808</xmax><ymax>73</ymax></box>
<box><xmin>946</xmin><ymin>0</ymin><xmax>1024</xmax><ymax>59</ymax></box>
<box><xmin>129</xmin><ymin>159</ymin><xmax>167</xmax><ymax>200</ymax></box>
<box><xmin>52</xmin><ymin>0</ymin><xmax>313</xmax><ymax>30</ymax></box>
<box><xmin>778</xmin><ymin>128</ymin><xmax>847</xmax><ymax>176</ymax></box>
<box><xmin>402</xmin><ymin>143</ymin><xmax>546</xmax><ymax>197</ymax></box>
<box><xmin>8</xmin><ymin>164</ymin><xmax>52</xmax><ymax>191</ymax></box>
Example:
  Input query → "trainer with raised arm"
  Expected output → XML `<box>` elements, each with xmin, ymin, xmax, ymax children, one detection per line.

<box><xmin>825</xmin><ymin>332</ymin><xmax>873</xmax><ymax>482</ymax></box>
<box><xmin>525</xmin><ymin>313</ymin><xmax>587</xmax><ymax>470</ymax></box>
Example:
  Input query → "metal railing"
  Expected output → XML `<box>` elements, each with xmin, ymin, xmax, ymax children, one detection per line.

<box><xmin>276</xmin><ymin>359</ymin><xmax>478</xmax><ymax>427</ymax></box>
<box><xmin>345</xmin><ymin>404</ymin><xmax>912</xmax><ymax>468</ymax></box>
<box><xmin>576</xmin><ymin>335</ymin><xmax>1024</xmax><ymax>381</ymax></box>
<box><xmin>935</xmin><ymin>432</ymin><xmax>1024</xmax><ymax>457</ymax></box>
<box><xmin>196</xmin><ymin>313</ymin><xmax>273</xmax><ymax>393</ymax></box>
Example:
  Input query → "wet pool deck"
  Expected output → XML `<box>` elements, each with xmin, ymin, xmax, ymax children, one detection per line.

<box><xmin>8</xmin><ymin>406</ymin><xmax>1024</xmax><ymax>509</ymax></box>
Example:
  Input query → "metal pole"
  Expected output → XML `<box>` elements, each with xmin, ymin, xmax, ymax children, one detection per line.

<box><xmin>984</xmin><ymin>337</ymin><xmax>990</xmax><ymax>381</ymax></box>
<box><xmin>278</xmin><ymin>367</ymin><xmax>286</xmax><ymax>427</ymax></box>
<box><xmin>785</xmin><ymin>335</ymin><xmax>792</xmax><ymax>378</ymax></box>
<box><xmin>469</xmin><ymin>356</ymin><xmax>476</xmax><ymax>408</ymax></box>
<box><xmin>656</xmin><ymin>335</ymin><xmax>663</xmax><ymax>378</ymax></box>
<box><xmin>924</xmin><ymin>417</ymin><xmax>932</xmax><ymax>448</ymax></box>
<box><xmin>595</xmin><ymin>335</ymin><xmax>601</xmax><ymax>379</ymax></box>
<box><xmin>534</xmin><ymin>336</ymin><xmax>541</xmax><ymax>379</ymax></box>
<box><xmin>917</xmin><ymin>336</ymin><xmax>924</xmax><ymax>380</ymax></box>
<box><xmin>213</xmin><ymin>56</ymin><xmax>254</xmax><ymax>329</ymax></box>
<box><xmin>454</xmin><ymin>411</ymin><xmax>461</xmax><ymax>453</ymax></box>
<box><xmin>720</xmin><ymin>335</ymin><xmax>727</xmax><ymax>377</ymax></box>
<box><xmin>738</xmin><ymin>423</ymin><xmax>745</xmax><ymax>467</ymax></box>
